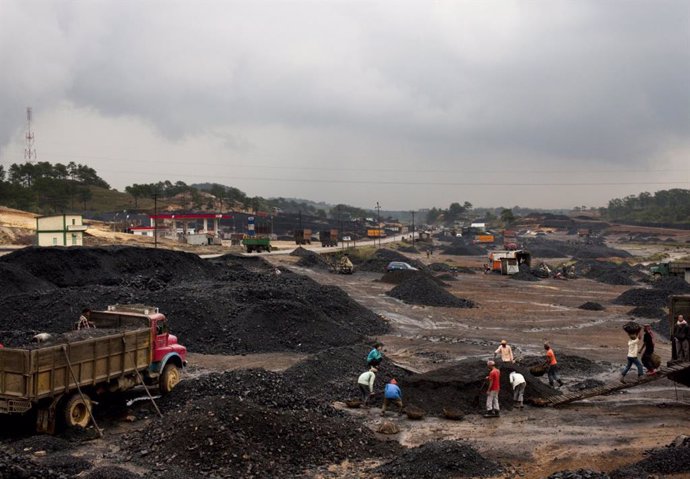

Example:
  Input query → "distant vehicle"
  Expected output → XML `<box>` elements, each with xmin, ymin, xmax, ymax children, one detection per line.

<box><xmin>651</xmin><ymin>261</ymin><xmax>690</xmax><ymax>281</ymax></box>
<box><xmin>386</xmin><ymin>261</ymin><xmax>418</xmax><ymax>272</ymax></box>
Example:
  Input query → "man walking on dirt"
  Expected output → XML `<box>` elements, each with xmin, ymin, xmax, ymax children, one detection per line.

<box><xmin>621</xmin><ymin>330</ymin><xmax>644</xmax><ymax>383</ymax></box>
<box><xmin>673</xmin><ymin>315</ymin><xmax>689</xmax><ymax>361</ymax></box>
<box><xmin>543</xmin><ymin>343</ymin><xmax>564</xmax><ymax>388</ymax></box>
<box><xmin>357</xmin><ymin>366</ymin><xmax>377</xmax><ymax>408</ymax></box>
<box><xmin>494</xmin><ymin>340</ymin><xmax>514</xmax><ymax>364</ymax></box>
<box><xmin>484</xmin><ymin>360</ymin><xmax>500</xmax><ymax>417</ymax></box>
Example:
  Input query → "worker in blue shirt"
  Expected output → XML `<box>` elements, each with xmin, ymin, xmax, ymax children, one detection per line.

<box><xmin>367</xmin><ymin>342</ymin><xmax>383</xmax><ymax>367</ymax></box>
<box><xmin>380</xmin><ymin>378</ymin><xmax>403</xmax><ymax>416</ymax></box>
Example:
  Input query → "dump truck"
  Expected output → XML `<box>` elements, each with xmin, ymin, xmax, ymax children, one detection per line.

<box><xmin>320</xmin><ymin>229</ymin><xmax>338</xmax><ymax>247</ymax></box>
<box><xmin>367</xmin><ymin>229</ymin><xmax>385</xmax><ymax>238</ymax></box>
<box><xmin>294</xmin><ymin>229</ymin><xmax>312</xmax><ymax>245</ymax></box>
<box><xmin>242</xmin><ymin>236</ymin><xmax>272</xmax><ymax>253</ymax></box>
<box><xmin>473</xmin><ymin>234</ymin><xmax>495</xmax><ymax>244</ymax></box>
<box><xmin>488</xmin><ymin>250</ymin><xmax>532</xmax><ymax>275</ymax></box>
<box><xmin>0</xmin><ymin>305</ymin><xmax>187</xmax><ymax>433</ymax></box>
<box><xmin>651</xmin><ymin>261</ymin><xmax>690</xmax><ymax>282</ymax></box>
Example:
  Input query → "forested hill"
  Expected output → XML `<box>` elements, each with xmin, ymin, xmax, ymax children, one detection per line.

<box><xmin>604</xmin><ymin>189</ymin><xmax>690</xmax><ymax>225</ymax></box>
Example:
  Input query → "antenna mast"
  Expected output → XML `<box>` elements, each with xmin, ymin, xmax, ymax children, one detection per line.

<box><xmin>24</xmin><ymin>107</ymin><xmax>37</xmax><ymax>162</ymax></box>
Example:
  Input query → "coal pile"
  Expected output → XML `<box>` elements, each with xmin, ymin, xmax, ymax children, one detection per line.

<box><xmin>387</xmin><ymin>275</ymin><xmax>474</xmax><ymax>308</ymax></box>
<box><xmin>0</xmin><ymin>246</ymin><xmax>221</xmax><ymax>292</ymax></box>
<box><xmin>283</xmin><ymin>343</ymin><xmax>412</xmax><ymax>406</ymax></box>
<box><xmin>0</xmin><ymin>262</ymin><xmax>56</xmax><ymax>297</ymax></box>
<box><xmin>356</xmin><ymin>249</ymin><xmax>426</xmax><ymax>273</ymax></box>
<box><xmin>572</xmin><ymin>260</ymin><xmax>639</xmax><ymax>285</ymax></box>
<box><xmin>511</xmin><ymin>264</ymin><xmax>541</xmax><ymax>282</ymax></box>
<box><xmin>610</xmin><ymin>435</ymin><xmax>690</xmax><ymax>478</ymax></box>
<box><xmin>82</xmin><ymin>467</ymin><xmax>142</xmax><ymax>479</ymax></box>
<box><xmin>547</xmin><ymin>470</ymin><xmax>610</xmax><ymax>479</ymax></box>
<box><xmin>428</xmin><ymin>263</ymin><xmax>476</xmax><ymax>274</ymax></box>
<box><xmin>0</xmin><ymin>248</ymin><xmax>389</xmax><ymax>355</ymax></box>
<box><xmin>291</xmin><ymin>247</ymin><xmax>331</xmax><ymax>269</ymax></box>
<box><xmin>373</xmin><ymin>440</ymin><xmax>501</xmax><ymax>478</ymax></box>
<box><xmin>519</xmin><ymin>354</ymin><xmax>608</xmax><ymax>376</ymax></box>
<box><xmin>380</xmin><ymin>269</ymin><xmax>424</xmax><ymax>284</ymax></box>
<box><xmin>614</xmin><ymin>277</ymin><xmax>690</xmax><ymax>308</ymax></box>
<box><xmin>628</xmin><ymin>306</ymin><xmax>666</xmax><ymax>319</ymax></box>
<box><xmin>0</xmin><ymin>445</ymin><xmax>72</xmax><ymax>479</ymax></box>
<box><xmin>579</xmin><ymin>302</ymin><xmax>605</xmax><ymax>311</ymax></box>
<box><xmin>123</xmin><ymin>395</ymin><xmax>399</xmax><ymax>479</ymax></box>
<box><xmin>523</xmin><ymin>238</ymin><xmax>631</xmax><ymax>260</ymax></box>
<box><xmin>399</xmin><ymin>360</ymin><xmax>558</xmax><ymax>415</ymax></box>
<box><xmin>441</xmin><ymin>240</ymin><xmax>486</xmax><ymax>256</ymax></box>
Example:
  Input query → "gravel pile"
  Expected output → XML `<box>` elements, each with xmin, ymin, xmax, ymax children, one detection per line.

<box><xmin>373</xmin><ymin>441</ymin><xmax>501</xmax><ymax>478</ymax></box>
<box><xmin>578</xmin><ymin>302</ymin><xmax>605</xmax><ymax>311</ymax></box>
<box><xmin>387</xmin><ymin>275</ymin><xmax>474</xmax><ymax>308</ymax></box>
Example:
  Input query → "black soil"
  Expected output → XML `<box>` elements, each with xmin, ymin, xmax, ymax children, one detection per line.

<box><xmin>579</xmin><ymin>302</ymin><xmax>605</xmax><ymax>311</ymax></box>
<box><xmin>387</xmin><ymin>275</ymin><xmax>474</xmax><ymax>308</ymax></box>
<box><xmin>373</xmin><ymin>441</ymin><xmax>501</xmax><ymax>478</ymax></box>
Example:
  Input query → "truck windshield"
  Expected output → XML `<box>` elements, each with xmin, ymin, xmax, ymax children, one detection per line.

<box><xmin>156</xmin><ymin>321</ymin><xmax>169</xmax><ymax>335</ymax></box>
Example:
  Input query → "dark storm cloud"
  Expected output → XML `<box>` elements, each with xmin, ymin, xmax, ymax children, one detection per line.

<box><xmin>0</xmin><ymin>0</ymin><xmax>687</xmax><ymax>207</ymax></box>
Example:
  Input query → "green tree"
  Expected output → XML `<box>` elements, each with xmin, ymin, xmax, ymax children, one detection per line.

<box><xmin>500</xmin><ymin>208</ymin><xmax>515</xmax><ymax>225</ymax></box>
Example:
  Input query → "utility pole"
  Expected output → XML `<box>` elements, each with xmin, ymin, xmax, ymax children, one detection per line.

<box><xmin>376</xmin><ymin>201</ymin><xmax>381</xmax><ymax>249</ymax></box>
<box><xmin>338</xmin><ymin>205</ymin><xmax>343</xmax><ymax>250</ymax></box>
<box><xmin>411</xmin><ymin>210</ymin><xmax>415</xmax><ymax>249</ymax></box>
<box><xmin>153</xmin><ymin>193</ymin><xmax>158</xmax><ymax>249</ymax></box>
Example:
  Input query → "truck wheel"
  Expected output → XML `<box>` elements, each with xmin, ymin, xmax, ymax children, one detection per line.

<box><xmin>267</xmin><ymin>246</ymin><xmax>272</xmax><ymax>252</ymax></box>
<box><xmin>160</xmin><ymin>363</ymin><xmax>180</xmax><ymax>395</ymax></box>
<box><xmin>63</xmin><ymin>394</ymin><xmax>91</xmax><ymax>428</ymax></box>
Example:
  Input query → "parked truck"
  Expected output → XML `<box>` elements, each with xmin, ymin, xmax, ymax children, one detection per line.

<box><xmin>650</xmin><ymin>261</ymin><xmax>690</xmax><ymax>282</ymax></box>
<box><xmin>367</xmin><ymin>229</ymin><xmax>385</xmax><ymax>238</ymax></box>
<box><xmin>473</xmin><ymin>234</ymin><xmax>495</xmax><ymax>244</ymax></box>
<box><xmin>242</xmin><ymin>236</ymin><xmax>272</xmax><ymax>253</ymax></box>
<box><xmin>0</xmin><ymin>305</ymin><xmax>186</xmax><ymax>433</ymax></box>
<box><xmin>320</xmin><ymin>229</ymin><xmax>338</xmax><ymax>247</ymax></box>
<box><xmin>294</xmin><ymin>229</ymin><xmax>312</xmax><ymax>245</ymax></box>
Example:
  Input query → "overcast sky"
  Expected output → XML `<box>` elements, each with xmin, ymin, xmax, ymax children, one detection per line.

<box><xmin>0</xmin><ymin>0</ymin><xmax>688</xmax><ymax>210</ymax></box>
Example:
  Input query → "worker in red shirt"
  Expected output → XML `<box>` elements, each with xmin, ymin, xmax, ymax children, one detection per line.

<box><xmin>543</xmin><ymin>342</ymin><xmax>564</xmax><ymax>388</ymax></box>
<box><xmin>484</xmin><ymin>360</ymin><xmax>501</xmax><ymax>417</ymax></box>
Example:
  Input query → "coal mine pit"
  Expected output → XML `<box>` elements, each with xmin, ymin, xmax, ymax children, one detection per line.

<box><xmin>122</xmin><ymin>395</ymin><xmax>400</xmax><ymax>479</ymax></box>
<box><xmin>578</xmin><ymin>302</ymin><xmax>605</xmax><ymax>311</ymax></box>
<box><xmin>386</xmin><ymin>275</ymin><xmax>475</xmax><ymax>308</ymax></box>
<box><xmin>373</xmin><ymin>440</ymin><xmax>502</xmax><ymax>479</ymax></box>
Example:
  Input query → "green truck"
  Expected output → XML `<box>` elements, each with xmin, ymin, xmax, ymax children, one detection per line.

<box><xmin>650</xmin><ymin>261</ymin><xmax>690</xmax><ymax>282</ymax></box>
<box><xmin>242</xmin><ymin>236</ymin><xmax>272</xmax><ymax>253</ymax></box>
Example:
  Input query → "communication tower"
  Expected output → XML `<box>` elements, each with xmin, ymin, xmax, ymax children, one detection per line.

<box><xmin>24</xmin><ymin>107</ymin><xmax>36</xmax><ymax>162</ymax></box>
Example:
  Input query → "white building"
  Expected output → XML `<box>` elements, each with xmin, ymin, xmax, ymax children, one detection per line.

<box><xmin>36</xmin><ymin>214</ymin><xmax>88</xmax><ymax>246</ymax></box>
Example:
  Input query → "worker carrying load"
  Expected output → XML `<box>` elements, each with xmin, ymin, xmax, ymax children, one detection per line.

<box><xmin>337</xmin><ymin>254</ymin><xmax>354</xmax><ymax>274</ymax></box>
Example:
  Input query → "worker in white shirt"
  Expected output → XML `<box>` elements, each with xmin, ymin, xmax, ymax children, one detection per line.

<box><xmin>357</xmin><ymin>366</ymin><xmax>377</xmax><ymax>408</ymax></box>
<box><xmin>509</xmin><ymin>371</ymin><xmax>526</xmax><ymax>409</ymax></box>
<box><xmin>494</xmin><ymin>339</ymin><xmax>514</xmax><ymax>364</ymax></box>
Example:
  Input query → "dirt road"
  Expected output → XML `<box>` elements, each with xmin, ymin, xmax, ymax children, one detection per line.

<box><xmin>270</xmin><ymin>249</ymin><xmax>690</xmax><ymax>478</ymax></box>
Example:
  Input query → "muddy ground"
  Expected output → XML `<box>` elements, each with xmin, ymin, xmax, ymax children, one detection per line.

<box><xmin>0</xmin><ymin>232</ymin><xmax>689</xmax><ymax>478</ymax></box>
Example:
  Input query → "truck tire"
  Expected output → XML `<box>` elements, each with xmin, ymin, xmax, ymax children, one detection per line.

<box><xmin>63</xmin><ymin>394</ymin><xmax>91</xmax><ymax>428</ymax></box>
<box><xmin>160</xmin><ymin>363</ymin><xmax>181</xmax><ymax>395</ymax></box>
